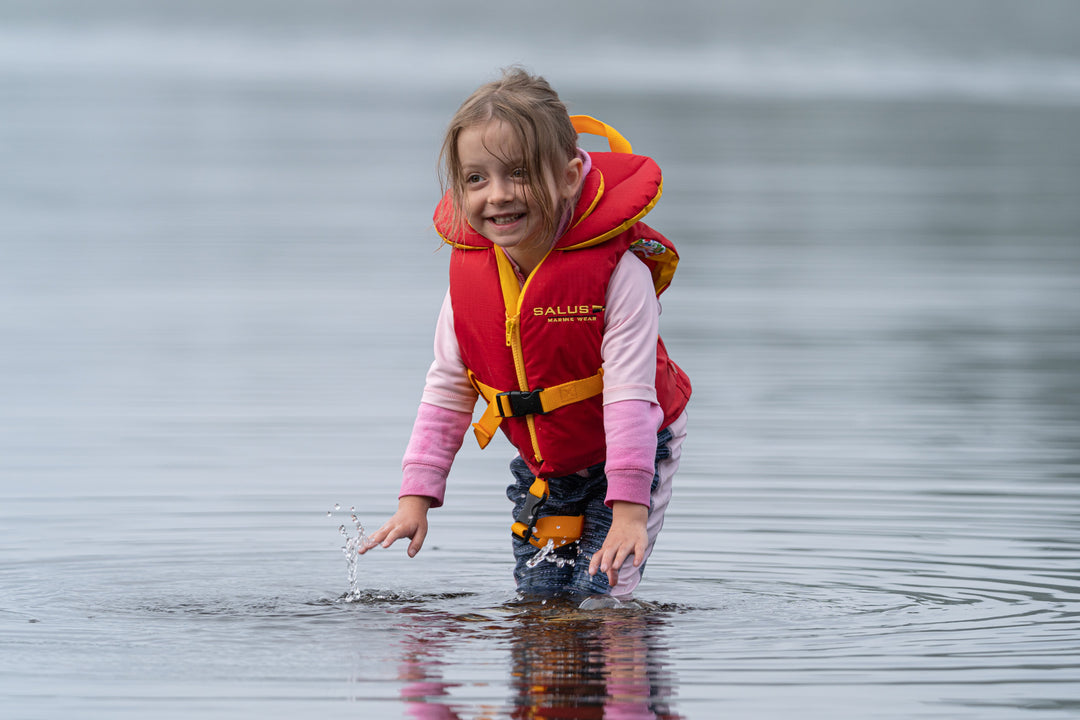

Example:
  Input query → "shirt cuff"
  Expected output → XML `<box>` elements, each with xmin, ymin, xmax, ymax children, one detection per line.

<box><xmin>399</xmin><ymin>462</ymin><xmax>450</xmax><ymax>508</ymax></box>
<box><xmin>603</xmin><ymin>467</ymin><xmax>657</xmax><ymax>508</ymax></box>
<box><xmin>398</xmin><ymin>402</ymin><xmax>472</xmax><ymax>509</ymax></box>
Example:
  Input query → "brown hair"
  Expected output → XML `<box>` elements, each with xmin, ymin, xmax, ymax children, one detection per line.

<box><xmin>438</xmin><ymin>67</ymin><xmax>578</xmax><ymax>243</ymax></box>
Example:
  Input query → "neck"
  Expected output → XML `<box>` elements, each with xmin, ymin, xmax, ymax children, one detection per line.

<box><xmin>503</xmin><ymin>240</ymin><xmax>553</xmax><ymax>279</ymax></box>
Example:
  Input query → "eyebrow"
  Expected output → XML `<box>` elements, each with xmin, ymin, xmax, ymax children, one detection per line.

<box><xmin>461</xmin><ymin>156</ymin><xmax>527</xmax><ymax>177</ymax></box>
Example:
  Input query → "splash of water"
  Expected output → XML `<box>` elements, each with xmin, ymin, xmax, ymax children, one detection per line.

<box><xmin>525</xmin><ymin>538</ymin><xmax>555</xmax><ymax>568</ymax></box>
<box><xmin>329</xmin><ymin>504</ymin><xmax>369</xmax><ymax>601</ymax></box>
<box><xmin>524</xmin><ymin>538</ymin><xmax>580</xmax><ymax>569</ymax></box>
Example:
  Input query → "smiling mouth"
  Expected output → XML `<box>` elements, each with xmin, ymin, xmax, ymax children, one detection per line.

<box><xmin>489</xmin><ymin>213</ymin><xmax>525</xmax><ymax>226</ymax></box>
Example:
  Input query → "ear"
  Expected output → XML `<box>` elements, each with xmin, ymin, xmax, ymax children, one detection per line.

<box><xmin>559</xmin><ymin>156</ymin><xmax>585</xmax><ymax>200</ymax></box>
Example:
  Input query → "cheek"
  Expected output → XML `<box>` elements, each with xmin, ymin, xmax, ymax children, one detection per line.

<box><xmin>463</xmin><ymin>191</ymin><xmax>483</xmax><ymax>221</ymax></box>
<box><xmin>521</xmin><ymin>185</ymin><xmax>545</xmax><ymax>213</ymax></box>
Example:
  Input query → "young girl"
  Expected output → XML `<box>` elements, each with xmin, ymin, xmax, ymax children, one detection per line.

<box><xmin>360</xmin><ymin>68</ymin><xmax>690</xmax><ymax>600</ymax></box>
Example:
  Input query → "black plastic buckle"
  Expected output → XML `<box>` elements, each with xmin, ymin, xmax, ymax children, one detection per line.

<box><xmin>513</xmin><ymin>489</ymin><xmax>547</xmax><ymax>541</ymax></box>
<box><xmin>495</xmin><ymin>389</ymin><xmax>545</xmax><ymax>418</ymax></box>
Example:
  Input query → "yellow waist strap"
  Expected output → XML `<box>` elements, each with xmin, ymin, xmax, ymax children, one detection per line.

<box><xmin>515</xmin><ymin>515</ymin><xmax>585</xmax><ymax>550</ymax></box>
<box><xmin>467</xmin><ymin>369</ymin><xmax>604</xmax><ymax>449</ymax></box>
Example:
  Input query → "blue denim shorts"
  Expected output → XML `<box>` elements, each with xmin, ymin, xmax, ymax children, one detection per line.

<box><xmin>506</xmin><ymin>427</ymin><xmax>674</xmax><ymax>597</ymax></box>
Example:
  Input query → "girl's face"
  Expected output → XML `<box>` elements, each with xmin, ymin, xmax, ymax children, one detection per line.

<box><xmin>458</xmin><ymin>119</ymin><xmax>582</xmax><ymax>274</ymax></box>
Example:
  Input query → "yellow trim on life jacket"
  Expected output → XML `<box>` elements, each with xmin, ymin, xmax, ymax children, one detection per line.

<box><xmin>652</xmin><ymin>248</ymin><xmax>678</xmax><ymax>294</ymax></box>
<box><xmin>561</xmin><ymin>177</ymin><xmax>663</xmax><ymax>251</ymax></box>
<box><xmin>494</xmin><ymin>247</ymin><xmax>545</xmax><ymax>460</ymax></box>
<box><xmin>571</xmin><ymin>168</ymin><xmax>604</xmax><ymax>230</ymax></box>
<box><xmin>629</xmin><ymin>237</ymin><xmax>680</xmax><ymax>296</ymax></box>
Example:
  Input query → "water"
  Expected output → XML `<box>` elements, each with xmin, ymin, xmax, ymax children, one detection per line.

<box><xmin>2</xmin><ymin>2</ymin><xmax>1080</xmax><ymax>718</ymax></box>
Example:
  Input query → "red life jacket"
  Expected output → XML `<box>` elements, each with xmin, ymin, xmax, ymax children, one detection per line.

<box><xmin>435</xmin><ymin>117</ymin><xmax>691</xmax><ymax>479</ymax></box>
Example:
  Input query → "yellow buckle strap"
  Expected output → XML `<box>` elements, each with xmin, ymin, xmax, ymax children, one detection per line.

<box><xmin>468</xmin><ymin>373</ymin><xmax>505</xmax><ymax>449</ymax></box>
<box><xmin>467</xmin><ymin>369</ymin><xmax>604</xmax><ymax>450</ymax></box>
<box><xmin>510</xmin><ymin>477</ymin><xmax>584</xmax><ymax>549</ymax></box>
<box><xmin>528</xmin><ymin>515</ymin><xmax>585</xmax><ymax>549</ymax></box>
<box><xmin>510</xmin><ymin>477</ymin><xmax>549</xmax><ymax>542</ymax></box>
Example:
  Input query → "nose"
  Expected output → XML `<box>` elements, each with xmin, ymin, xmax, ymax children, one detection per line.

<box><xmin>487</xmin><ymin>176</ymin><xmax>515</xmax><ymax>205</ymax></box>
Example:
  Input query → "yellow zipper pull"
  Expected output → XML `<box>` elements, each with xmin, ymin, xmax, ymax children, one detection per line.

<box><xmin>505</xmin><ymin>313</ymin><xmax>519</xmax><ymax>347</ymax></box>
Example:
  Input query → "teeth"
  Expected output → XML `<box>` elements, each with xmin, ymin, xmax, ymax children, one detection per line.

<box><xmin>491</xmin><ymin>214</ymin><xmax>523</xmax><ymax>226</ymax></box>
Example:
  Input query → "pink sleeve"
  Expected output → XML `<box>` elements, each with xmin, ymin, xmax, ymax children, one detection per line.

<box><xmin>603</xmin><ymin>399</ymin><xmax>663</xmax><ymax>507</ymax></box>
<box><xmin>601</xmin><ymin>252</ymin><xmax>660</xmax><ymax>405</ymax></box>
<box><xmin>399</xmin><ymin>402</ymin><xmax>472</xmax><ymax>508</ymax></box>
<box><xmin>399</xmin><ymin>290</ymin><xmax>477</xmax><ymax>508</ymax></box>
<box><xmin>600</xmin><ymin>252</ymin><xmax>664</xmax><ymax>507</ymax></box>
<box><xmin>420</xmin><ymin>289</ymin><xmax>479</xmax><ymax>414</ymax></box>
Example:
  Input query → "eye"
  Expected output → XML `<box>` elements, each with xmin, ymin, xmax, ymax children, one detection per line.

<box><xmin>510</xmin><ymin>167</ymin><xmax>527</xmax><ymax>180</ymax></box>
<box><xmin>465</xmin><ymin>173</ymin><xmax>484</xmax><ymax>185</ymax></box>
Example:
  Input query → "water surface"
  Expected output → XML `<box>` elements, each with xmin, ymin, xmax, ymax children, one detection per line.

<box><xmin>2</xmin><ymin>2</ymin><xmax>1079</xmax><ymax>718</ymax></box>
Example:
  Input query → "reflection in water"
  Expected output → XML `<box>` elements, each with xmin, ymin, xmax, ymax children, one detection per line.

<box><xmin>395</xmin><ymin>607</ymin><xmax>464</xmax><ymax>720</ymax></box>
<box><xmin>392</xmin><ymin>601</ymin><xmax>681</xmax><ymax>719</ymax></box>
<box><xmin>507</xmin><ymin>606</ymin><xmax>680</xmax><ymax>720</ymax></box>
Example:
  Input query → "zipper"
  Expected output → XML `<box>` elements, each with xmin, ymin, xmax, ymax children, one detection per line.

<box><xmin>495</xmin><ymin>248</ymin><xmax>550</xmax><ymax>464</ymax></box>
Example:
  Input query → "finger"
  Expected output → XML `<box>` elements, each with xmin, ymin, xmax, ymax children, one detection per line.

<box><xmin>380</xmin><ymin>525</ymin><xmax>406</xmax><ymax>548</ymax></box>
<box><xmin>610</xmin><ymin>542</ymin><xmax>642</xmax><ymax>587</ymax></box>
<box><xmin>606</xmin><ymin>556</ymin><xmax>620</xmax><ymax>587</ymax></box>
<box><xmin>590</xmin><ymin>541</ymin><xmax>617</xmax><ymax>576</ymax></box>
<box><xmin>596</xmin><ymin>547</ymin><xmax>620</xmax><ymax>583</ymax></box>
<box><xmin>611</xmin><ymin>545</ymin><xmax>633</xmax><ymax>572</ymax></box>
<box><xmin>588</xmin><ymin>546</ymin><xmax>605</xmax><ymax>577</ymax></box>
<box><xmin>632</xmin><ymin>538</ymin><xmax>647</xmax><ymax>567</ymax></box>
<box><xmin>407</xmin><ymin>524</ymin><xmax>427</xmax><ymax>558</ymax></box>
<box><xmin>357</xmin><ymin>527</ymin><xmax>385</xmax><ymax>555</ymax></box>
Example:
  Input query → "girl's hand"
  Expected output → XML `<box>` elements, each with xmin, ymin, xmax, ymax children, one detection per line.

<box><xmin>588</xmin><ymin>501</ymin><xmax>648</xmax><ymax>589</ymax></box>
<box><xmin>359</xmin><ymin>495</ymin><xmax>433</xmax><ymax>558</ymax></box>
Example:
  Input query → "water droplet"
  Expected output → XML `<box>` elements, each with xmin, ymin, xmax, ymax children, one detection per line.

<box><xmin>334</xmin><ymin>503</ymin><xmax>341</xmax><ymax>511</ymax></box>
<box><xmin>525</xmin><ymin>538</ymin><xmax>557</xmax><ymax>569</ymax></box>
